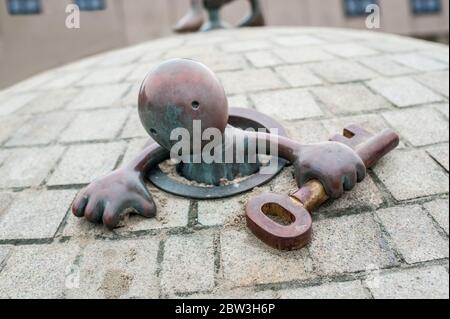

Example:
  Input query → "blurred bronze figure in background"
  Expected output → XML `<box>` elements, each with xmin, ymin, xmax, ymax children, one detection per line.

<box><xmin>173</xmin><ymin>0</ymin><xmax>265</xmax><ymax>33</ymax></box>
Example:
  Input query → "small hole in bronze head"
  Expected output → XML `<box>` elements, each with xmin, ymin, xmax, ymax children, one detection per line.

<box><xmin>150</xmin><ymin>128</ymin><xmax>157</xmax><ymax>135</ymax></box>
<box><xmin>192</xmin><ymin>101</ymin><xmax>200</xmax><ymax>110</ymax></box>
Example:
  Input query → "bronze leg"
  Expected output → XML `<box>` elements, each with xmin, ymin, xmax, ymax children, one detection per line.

<box><xmin>239</xmin><ymin>0</ymin><xmax>265</xmax><ymax>27</ymax></box>
<box><xmin>173</xmin><ymin>0</ymin><xmax>204</xmax><ymax>33</ymax></box>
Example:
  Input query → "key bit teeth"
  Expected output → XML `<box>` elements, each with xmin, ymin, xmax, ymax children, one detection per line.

<box><xmin>343</xmin><ymin>124</ymin><xmax>373</xmax><ymax>139</ymax></box>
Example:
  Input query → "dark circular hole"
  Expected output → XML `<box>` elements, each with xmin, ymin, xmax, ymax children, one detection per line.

<box><xmin>191</xmin><ymin>101</ymin><xmax>200</xmax><ymax>110</ymax></box>
<box><xmin>150</xmin><ymin>128</ymin><xmax>157</xmax><ymax>135</ymax></box>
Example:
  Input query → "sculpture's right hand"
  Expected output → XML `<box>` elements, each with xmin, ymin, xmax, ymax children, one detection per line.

<box><xmin>71</xmin><ymin>168</ymin><xmax>156</xmax><ymax>229</ymax></box>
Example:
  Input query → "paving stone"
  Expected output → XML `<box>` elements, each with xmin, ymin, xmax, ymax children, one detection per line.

<box><xmin>323</xmin><ymin>43</ymin><xmax>377</xmax><ymax>58</ymax></box>
<box><xmin>66</xmin><ymin>239</ymin><xmax>159</xmax><ymax>298</ymax></box>
<box><xmin>218</xmin><ymin>69</ymin><xmax>286</xmax><ymax>94</ymax></box>
<box><xmin>60</xmin><ymin>108</ymin><xmax>129</xmax><ymax>142</ymax></box>
<box><xmin>222</xmin><ymin>40</ymin><xmax>271</xmax><ymax>53</ymax></box>
<box><xmin>376</xmin><ymin>205</ymin><xmax>449</xmax><ymax>263</ymax></box>
<box><xmin>66</xmin><ymin>84</ymin><xmax>130</xmax><ymax>110</ymax></box>
<box><xmin>127</xmin><ymin>62</ymin><xmax>158</xmax><ymax>82</ymax></box>
<box><xmin>318</xmin><ymin>175</ymin><xmax>383</xmax><ymax>213</ymax></box>
<box><xmin>184</xmin><ymin>288</ymin><xmax>276</xmax><ymax>299</ymax></box>
<box><xmin>164</xmin><ymin>46</ymin><xmax>220</xmax><ymax>60</ymax></box>
<box><xmin>274</xmin><ymin>47</ymin><xmax>334</xmax><ymax>64</ymax></box>
<box><xmin>0</xmin><ymin>243</ymin><xmax>80</xmax><ymax>298</ymax></box>
<box><xmin>198</xmin><ymin>197</ymin><xmax>243</xmax><ymax>226</ymax></box>
<box><xmin>358</xmin><ymin>55</ymin><xmax>416</xmax><ymax>76</ymax></box>
<box><xmin>421</xmin><ymin>48</ymin><xmax>449</xmax><ymax>64</ymax></box>
<box><xmin>196</xmin><ymin>53</ymin><xmax>248</xmax><ymax>72</ymax></box>
<box><xmin>0</xmin><ymin>114</ymin><xmax>29</xmax><ymax>145</ymax></box>
<box><xmin>5</xmin><ymin>112</ymin><xmax>73</xmax><ymax>146</ymax></box>
<box><xmin>432</xmin><ymin>102</ymin><xmax>449</xmax><ymax>119</ymax></box>
<box><xmin>161</xmin><ymin>233</ymin><xmax>215</xmax><ymax>295</ymax></box>
<box><xmin>426</xmin><ymin>143</ymin><xmax>449</xmax><ymax>171</ymax></box>
<box><xmin>389</xmin><ymin>53</ymin><xmax>448</xmax><ymax>72</ymax></box>
<box><xmin>121</xmin><ymin>84</ymin><xmax>140</xmax><ymax>106</ymax></box>
<box><xmin>285</xmin><ymin>119</ymin><xmax>330</xmax><ymax>144</ymax></box>
<box><xmin>220</xmin><ymin>229</ymin><xmax>314</xmax><ymax>287</ymax></box>
<box><xmin>424</xmin><ymin>198</ymin><xmax>449</xmax><ymax>235</ymax></box>
<box><xmin>118</xmin><ymin>188</ymin><xmax>190</xmax><ymax>232</ymax></box>
<box><xmin>309</xmin><ymin>213</ymin><xmax>397</xmax><ymax>275</ymax></box>
<box><xmin>273</xmin><ymin>35</ymin><xmax>323</xmax><ymax>47</ymax></box>
<box><xmin>415</xmin><ymin>71</ymin><xmax>449</xmax><ymax>98</ymax></box>
<box><xmin>373</xmin><ymin>149</ymin><xmax>449</xmax><ymax>201</ymax></box>
<box><xmin>78</xmin><ymin>66</ymin><xmax>134</xmax><ymax>86</ymax></box>
<box><xmin>312</xmin><ymin>83</ymin><xmax>390</xmax><ymax>114</ymax></box>
<box><xmin>382</xmin><ymin>107</ymin><xmax>448</xmax><ymax>146</ymax></box>
<box><xmin>279</xmin><ymin>280</ymin><xmax>369</xmax><ymax>299</ymax></box>
<box><xmin>121</xmin><ymin>110</ymin><xmax>148</xmax><ymax>139</ymax></box>
<box><xmin>0</xmin><ymin>190</ymin><xmax>76</xmax><ymax>240</ymax></box>
<box><xmin>364</xmin><ymin>37</ymin><xmax>425</xmax><ymax>53</ymax></box>
<box><xmin>227</xmin><ymin>95</ymin><xmax>253</xmax><ymax>108</ymax></box>
<box><xmin>17</xmin><ymin>90</ymin><xmax>78</xmax><ymax>114</ymax></box>
<box><xmin>245</xmin><ymin>51</ymin><xmax>283</xmax><ymax>68</ymax></box>
<box><xmin>0</xmin><ymin>146</ymin><xmax>64</xmax><ymax>188</ymax></box>
<box><xmin>367</xmin><ymin>266</ymin><xmax>449</xmax><ymax>299</ymax></box>
<box><xmin>311</xmin><ymin>60</ymin><xmax>377</xmax><ymax>83</ymax></box>
<box><xmin>99</xmin><ymin>47</ymin><xmax>143</xmax><ymax>66</ymax></box>
<box><xmin>6</xmin><ymin>70</ymin><xmax>57</xmax><ymax>93</ymax></box>
<box><xmin>48</xmin><ymin>142</ymin><xmax>125</xmax><ymax>186</ymax></box>
<box><xmin>41</xmin><ymin>71</ymin><xmax>89</xmax><ymax>90</ymax></box>
<box><xmin>275</xmin><ymin>65</ymin><xmax>323</xmax><ymax>87</ymax></box>
<box><xmin>366</xmin><ymin>77</ymin><xmax>443</xmax><ymax>107</ymax></box>
<box><xmin>121</xmin><ymin>138</ymin><xmax>148</xmax><ymax>165</ymax></box>
<box><xmin>0</xmin><ymin>192</ymin><xmax>15</xmax><ymax>216</ymax></box>
<box><xmin>251</xmin><ymin>89</ymin><xmax>323</xmax><ymax>120</ymax></box>
<box><xmin>0</xmin><ymin>93</ymin><xmax>37</xmax><ymax>116</ymax></box>
<box><xmin>0</xmin><ymin>245</ymin><xmax>11</xmax><ymax>267</ymax></box>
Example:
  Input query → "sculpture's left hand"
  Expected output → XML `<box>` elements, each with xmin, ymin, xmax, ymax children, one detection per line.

<box><xmin>293</xmin><ymin>142</ymin><xmax>366</xmax><ymax>199</ymax></box>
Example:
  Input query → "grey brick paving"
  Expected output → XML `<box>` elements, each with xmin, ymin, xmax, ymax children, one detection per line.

<box><xmin>5</xmin><ymin>112</ymin><xmax>73</xmax><ymax>147</ymax></box>
<box><xmin>382</xmin><ymin>107</ymin><xmax>449</xmax><ymax>146</ymax></box>
<box><xmin>59</xmin><ymin>108</ymin><xmax>129</xmax><ymax>142</ymax></box>
<box><xmin>0</xmin><ymin>146</ymin><xmax>64</xmax><ymax>188</ymax></box>
<box><xmin>0</xmin><ymin>28</ymin><xmax>448</xmax><ymax>299</ymax></box>
<box><xmin>309</xmin><ymin>213</ymin><xmax>398</xmax><ymax>275</ymax></box>
<box><xmin>310</xmin><ymin>60</ymin><xmax>377</xmax><ymax>83</ymax></box>
<box><xmin>0</xmin><ymin>243</ymin><xmax>81</xmax><ymax>298</ymax></box>
<box><xmin>372</xmin><ymin>150</ymin><xmax>449</xmax><ymax>201</ymax></box>
<box><xmin>376</xmin><ymin>205</ymin><xmax>449</xmax><ymax>263</ymax></box>
<box><xmin>66</xmin><ymin>84</ymin><xmax>130</xmax><ymax>110</ymax></box>
<box><xmin>426</xmin><ymin>143</ymin><xmax>449</xmax><ymax>171</ymax></box>
<box><xmin>278</xmin><ymin>280</ymin><xmax>370</xmax><ymax>299</ymax></box>
<box><xmin>251</xmin><ymin>89</ymin><xmax>323</xmax><ymax>120</ymax></box>
<box><xmin>366</xmin><ymin>266</ymin><xmax>449</xmax><ymax>299</ymax></box>
<box><xmin>48</xmin><ymin>142</ymin><xmax>126</xmax><ymax>186</ymax></box>
<box><xmin>275</xmin><ymin>65</ymin><xmax>323</xmax><ymax>88</ymax></box>
<box><xmin>220</xmin><ymin>229</ymin><xmax>314</xmax><ymax>287</ymax></box>
<box><xmin>0</xmin><ymin>190</ymin><xmax>76</xmax><ymax>240</ymax></box>
<box><xmin>66</xmin><ymin>239</ymin><xmax>160</xmax><ymax>298</ymax></box>
<box><xmin>367</xmin><ymin>77</ymin><xmax>444</xmax><ymax>107</ymax></box>
<box><xmin>161</xmin><ymin>233</ymin><xmax>215</xmax><ymax>295</ymax></box>
<box><xmin>423</xmin><ymin>198</ymin><xmax>449</xmax><ymax>235</ymax></box>
<box><xmin>312</xmin><ymin>83</ymin><xmax>391</xmax><ymax>114</ymax></box>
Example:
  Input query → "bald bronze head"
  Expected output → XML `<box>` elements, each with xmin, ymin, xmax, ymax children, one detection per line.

<box><xmin>138</xmin><ymin>58</ymin><xmax>228</xmax><ymax>152</ymax></box>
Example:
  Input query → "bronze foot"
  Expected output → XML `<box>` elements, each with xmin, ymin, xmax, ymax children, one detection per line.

<box><xmin>173</xmin><ymin>0</ymin><xmax>204</xmax><ymax>33</ymax></box>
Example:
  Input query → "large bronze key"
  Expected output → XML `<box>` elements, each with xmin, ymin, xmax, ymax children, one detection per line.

<box><xmin>245</xmin><ymin>125</ymin><xmax>400</xmax><ymax>250</ymax></box>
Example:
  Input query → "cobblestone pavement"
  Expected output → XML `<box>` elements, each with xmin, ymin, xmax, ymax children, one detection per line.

<box><xmin>0</xmin><ymin>27</ymin><xmax>448</xmax><ymax>299</ymax></box>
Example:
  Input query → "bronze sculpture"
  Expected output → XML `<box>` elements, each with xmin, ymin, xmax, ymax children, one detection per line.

<box><xmin>173</xmin><ymin>0</ymin><xmax>265</xmax><ymax>33</ymax></box>
<box><xmin>71</xmin><ymin>58</ymin><xmax>399</xmax><ymax>250</ymax></box>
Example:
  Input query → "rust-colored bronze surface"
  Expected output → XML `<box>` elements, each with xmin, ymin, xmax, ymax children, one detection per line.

<box><xmin>245</xmin><ymin>125</ymin><xmax>400</xmax><ymax>250</ymax></box>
